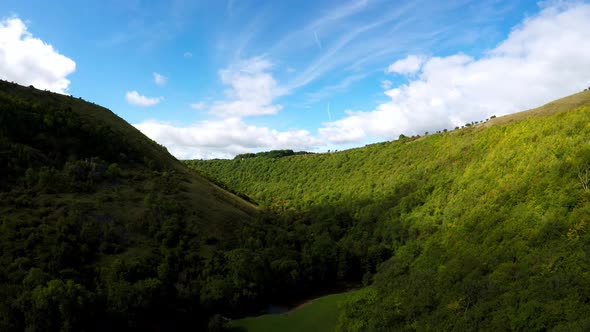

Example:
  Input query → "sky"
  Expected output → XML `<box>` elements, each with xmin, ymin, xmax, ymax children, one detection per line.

<box><xmin>1</xmin><ymin>0</ymin><xmax>590</xmax><ymax>159</ymax></box>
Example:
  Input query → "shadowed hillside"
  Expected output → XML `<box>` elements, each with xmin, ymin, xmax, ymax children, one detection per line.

<box><xmin>187</xmin><ymin>90</ymin><xmax>590</xmax><ymax>331</ymax></box>
<box><xmin>0</xmin><ymin>80</ymin><xmax>259</xmax><ymax>331</ymax></box>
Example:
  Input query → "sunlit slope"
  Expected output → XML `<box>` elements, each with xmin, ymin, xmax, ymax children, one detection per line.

<box><xmin>0</xmin><ymin>80</ymin><xmax>256</xmax><ymax>331</ymax></box>
<box><xmin>187</xmin><ymin>90</ymin><xmax>590</xmax><ymax>211</ymax></box>
<box><xmin>484</xmin><ymin>89</ymin><xmax>590</xmax><ymax>126</ymax></box>
<box><xmin>188</xmin><ymin>90</ymin><xmax>590</xmax><ymax>330</ymax></box>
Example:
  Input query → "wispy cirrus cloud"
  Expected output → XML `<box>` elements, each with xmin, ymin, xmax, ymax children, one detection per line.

<box><xmin>216</xmin><ymin>0</ymin><xmax>476</xmax><ymax>102</ymax></box>
<box><xmin>102</xmin><ymin>1</ymin><xmax>201</xmax><ymax>50</ymax></box>
<box><xmin>270</xmin><ymin>0</ymin><xmax>525</xmax><ymax>98</ymax></box>
<box><xmin>130</xmin><ymin>1</ymin><xmax>590</xmax><ymax>160</ymax></box>
<box><xmin>319</xmin><ymin>3</ymin><xmax>590</xmax><ymax>143</ymax></box>
<box><xmin>313</xmin><ymin>31</ymin><xmax>322</xmax><ymax>50</ymax></box>
<box><xmin>304</xmin><ymin>73</ymin><xmax>368</xmax><ymax>104</ymax></box>
<box><xmin>282</xmin><ymin>5</ymin><xmax>416</xmax><ymax>92</ymax></box>
<box><xmin>269</xmin><ymin>0</ymin><xmax>371</xmax><ymax>53</ymax></box>
<box><xmin>255</xmin><ymin>0</ymin><xmax>450</xmax><ymax>100</ymax></box>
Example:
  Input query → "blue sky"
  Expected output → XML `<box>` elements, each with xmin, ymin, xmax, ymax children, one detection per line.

<box><xmin>1</xmin><ymin>0</ymin><xmax>590</xmax><ymax>158</ymax></box>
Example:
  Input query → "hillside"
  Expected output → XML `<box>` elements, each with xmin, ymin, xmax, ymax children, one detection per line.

<box><xmin>187</xmin><ymin>90</ymin><xmax>590</xmax><ymax>330</ymax></box>
<box><xmin>0</xmin><ymin>80</ymin><xmax>260</xmax><ymax>331</ymax></box>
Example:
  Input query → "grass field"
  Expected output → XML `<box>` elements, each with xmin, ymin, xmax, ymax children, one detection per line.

<box><xmin>227</xmin><ymin>291</ymin><xmax>357</xmax><ymax>332</ymax></box>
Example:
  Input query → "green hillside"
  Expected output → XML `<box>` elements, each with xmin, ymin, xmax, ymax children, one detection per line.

<box><xmin>0</xmin><ymin>80</ymin><xmax>262</xmax><ymax>331</ymax></box>
<box><xmin>187</xmin><ymin>90</ymin><xmax>590</xmax><ymax>330</ymax></box>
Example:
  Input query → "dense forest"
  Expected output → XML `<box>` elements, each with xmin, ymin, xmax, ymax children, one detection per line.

<box><xmin>187</xmin><ymin>90</ymin><xmax>590</xmax><ymax>331</ymax></box>
<box><xmin>0</xmin><ymin>81</ymin><xmax>337</xmax><ymax>331</ymax></box>
<box><xmin>3</xmin><ymin>79</ymin><xmax>590</xmax><ymax>331</ymax></box>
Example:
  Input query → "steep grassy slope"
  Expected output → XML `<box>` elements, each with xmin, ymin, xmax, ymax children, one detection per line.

<box><xmin>187</xmin><ymin>90</ymin><xmax>590</xmax><ymax>330</ymax></box>
<box><xmin>484</xmin><ymin>90</ymin><xmax>590</xmax><ymax>127</ymax></box>
<box><xmin>188</xmin><ymin>91</ymin><xmax>590</xmax><ymax>212</ymax></box>
<box><xmin>0</xmin><ymin>80</ymin><xmax>258</xmax><ymax>331</ymax></box>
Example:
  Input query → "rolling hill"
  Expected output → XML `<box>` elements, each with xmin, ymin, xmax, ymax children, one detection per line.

<box><xmin>187</xmin><ymin>89</ymin><xmax>590</xmax><ymax>331</ymax></box>
<box><xmin>0</xmin><ymin>80</ymin><xmax>258</xmax><ymax>331</ymax></box>
<box><xmin>4</xmin><ymin>78</ymin><xmax>590</xmax><ymax>331</ymax></box>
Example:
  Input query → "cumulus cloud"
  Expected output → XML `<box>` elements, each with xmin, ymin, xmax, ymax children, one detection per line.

<box><xmin>0</xmin><ymin>17</ymin><xmax>76</xmax><ymax>93</ymax></box>
<box><xmin>153</xmin><ymin>72</ymin><xmax>168</xmax><ymax>86</ymax></box>
<box><xmin>321</xmin><ymin>3</ymin><xmax>590</xmax><ymax>143</ymax></box>
<box><xmin>209</xmin><ymin>56</ymin><xmax>283</xmax><ymax>117</ymax></box>
<box><xmin>134</xmin><ymin>118</ymin><xmax>321</xmax><ymax>159</ymax></box>
<box><xmin>386</xmin><ymin>55</ymin><xmax>425</xmax><ymax>75</ymax></box>
<box><xmin>126</xmin><ymin>91</ymin><xmax>163</xmax><ymax>107</ymax></box>
<box><xmin>133</xmin><ymin>2</ymin><xmax>590</xmax><ymax>158</ymax></box>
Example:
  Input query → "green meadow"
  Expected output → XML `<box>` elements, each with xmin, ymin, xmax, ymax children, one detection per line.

<box><xmin>228</xmin><ymin>291</ymin><xmax>357</xmax><ymax>332</ymax></box>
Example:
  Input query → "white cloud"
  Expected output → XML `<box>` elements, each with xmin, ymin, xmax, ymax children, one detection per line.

<box><xmin>209</xmin><ymin>56</ymin><xmax>283</xmax><ymax>117</ymax></box>
<box><xmin>135</xmin><ymin>2</ymin><xmax>590</xmax><ymax>158</ymax></box>
<box><xmin>381</xmin><ymin>79</ymin><xmax>392</xmax><ymax>90</ymax></box>
<box><xmin>183</xmin><ymin>51</ymin><xmax>193</xmax><ymax>58</ymax></box>
<box><xmin>386</xmin><ymin>55</ymin><xmax>425</xmax><ymax>75</ymax></box>
<box><xmin>190</xmin><ymin>101</ymin><xmax>206</xmax><ymax>110</ymax></box>
<box><xmin>153</xmin><ymin>72</ymin><xmax>168</xmax><ymax>86</ymax></box>
<box><xmin>134</xmin><ymin>118</ymin><xmax>321</xmax><ymax>159</ymax></box>
<box><xmin>0</xmin><ymin>17</ymin><xmax>76</xmax><ymax>94</ymax></box>
<box><xmin>321</xmin><ymin>3</ymin><xmax>590</xmax><ymax>143</ymax></box>
<box><xmin>126</xmin><ymin>91</ymin><xmax>163</xmax><ymax>107</ymax></box>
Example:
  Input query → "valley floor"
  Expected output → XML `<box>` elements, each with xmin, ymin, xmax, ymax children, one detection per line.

<box><xmin>227</xmin><ymin>290</ymin><xmax>359</xmax><ymax>332</ymax></box>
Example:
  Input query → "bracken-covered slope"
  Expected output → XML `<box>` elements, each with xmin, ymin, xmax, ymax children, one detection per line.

<box><xmin>187</xmin><ymin>90</ymin><xmax>590</xmax><ymax>331</ymax></box>
<box><xmin>0</xmin><ymin>80</ymin><xmax>257</xmax><ymax>331</ymax></box>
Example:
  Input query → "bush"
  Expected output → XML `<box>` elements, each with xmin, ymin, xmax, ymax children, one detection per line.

<box><xmin>107</xmin><ymin>163</ymin><xmax>121</xmax><ymax>178</ymax></box>
<box><xmin>207</xmin><ymin>314</ymin><xmax>226</xmax><ymax>332</ymax></box>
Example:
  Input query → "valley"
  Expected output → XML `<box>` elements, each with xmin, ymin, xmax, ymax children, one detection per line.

<box><xmin>188</xmin><ymin>90</ymin><xmax>590</xmax><ymax>331</ymax></box>
<box><xmin>2</xmin><ymin>1</ymin><xmax>590</xmax><ymax>331</ymax></box>
<box><xmin>2</xmin><ymin>80</ymin><xmax>590</xmax><ymax>331</ymax></box>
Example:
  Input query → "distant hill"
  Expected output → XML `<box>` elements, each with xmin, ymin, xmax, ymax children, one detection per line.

<box><xmin>234</xmin><ymin>149</ymin><xmax>314</xmax><ymax>160</ymax></box>
<box><xmin>187</xmin><ymin>90</ymin><xmax>590</xmax><ymax>330</ymax></box>
<box><xmin>0</xmin><ymin>80</ymin><xmax>258</xmax><ymax>331</ymax></box>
